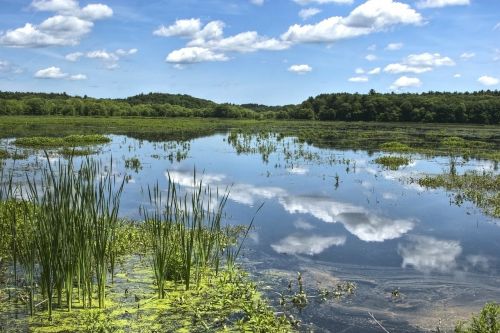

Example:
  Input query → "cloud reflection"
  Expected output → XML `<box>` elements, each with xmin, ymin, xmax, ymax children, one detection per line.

<box><xmin>271</xmin><ymin>234</ymin><xmax>346</xmax><ymax>255</ymax></box>
<box><xmin>280</xmin><ymin>196</ymin><xmax>415</xmax><ymax>242</ymax></box>
<box><xmin>398</xmin><ymin>235</ymin><xmax>462</xmax><ymax>273</ymax></box>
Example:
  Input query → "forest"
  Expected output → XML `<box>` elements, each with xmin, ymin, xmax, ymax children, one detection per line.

<box><xmin>0</xmin><ymin>90</ymin><xmax>499</xmax><ymax>124</ymax></box>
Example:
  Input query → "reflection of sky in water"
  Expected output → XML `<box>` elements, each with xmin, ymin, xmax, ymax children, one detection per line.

<box><xmin>2</xmin><ymin>133</ymin><xmax>500</xmax><ymax>331</ymax></box>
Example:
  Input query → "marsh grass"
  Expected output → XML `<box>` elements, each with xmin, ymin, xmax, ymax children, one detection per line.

<box><xmin>417</xmin><ymin>171</ymin><xmax>500</xmax><ymax>218</ymax></box>
<box><xmin>374</xmin><ymin>155</ymin><xmax>411</xmax><ymax>170</ymax></box>
<box><xmin>14</xmin><ymin>134</ymin><xmax>110</xmax><ymax>148</ymax></box>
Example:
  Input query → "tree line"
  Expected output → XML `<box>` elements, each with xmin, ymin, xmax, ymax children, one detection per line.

<box><xmin>0</xmin><ymin>90</ymin><xmax>499</xmax><ymax>124</ymax></box>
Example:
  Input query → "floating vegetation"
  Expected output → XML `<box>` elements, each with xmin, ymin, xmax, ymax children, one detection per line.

<box><xmin>455</xmin><ymin>302</ymin><xmax>500</xmax><ymax>333</ymax></box>
<box><xmin>374</xmin><ymin>155</ymin><xmax>411</xmax><ymax>170</ymax></box>
<box><xmin>14</xmin><ymin>134</ymin><xmax>110</xmax><ymax>148</ymax></box>
<box><xmin>379</xmin><ymin>141</ymin><xmax>413</xmax><ymax>153</ymax></box>
<box><xmin>59</xmin><ymin>147</ymin><xmax>97</xmax><ymax>157</ymax></box>
<box><xmin>0</xmin><ymin>149</ymin><xmax>8</xmax><ymax>159</ymax></box>
<box><xmin>124</xmin><ymin>157</ymin><xmax>142</xmax><ymax>173</ymax></box>
<box><xmin>417</xmin><ymin>171</ymin><xmax>500</xmax><ymax>218</ymax></box>
<box><xmin>0</xmin><ymin>157</ymin><xmax>291</xmax><ymax>331</ymax></box>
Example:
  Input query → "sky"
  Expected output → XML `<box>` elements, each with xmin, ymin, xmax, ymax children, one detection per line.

<box><xmin>0</xmin><ymin>0</ymin><xmax>499</xmax><ymax>105</ymax></box>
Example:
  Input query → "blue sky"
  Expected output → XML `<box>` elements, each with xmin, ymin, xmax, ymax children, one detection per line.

<box><xmin>0</xmin><ymin>0</ymin><xmax>499</xmax><ymax>105</ymax></box>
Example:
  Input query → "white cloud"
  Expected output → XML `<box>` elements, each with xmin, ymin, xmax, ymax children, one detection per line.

<box><xmin>367</xmin><ymin>67</ymin><xmax>381</xmax><ymax>74</ymax></box>
<box><xmin>349</xmin><ymin>76</ymin><xmax>369</xmax><ymax>82</ymax></box>
<box><xmin>293</xmin><ymin>0</ymin><xmax>353</xmax><ymax>4</ymax></box>
<box><xmin>250</xmin><ymin>0</ymin><xmax>265</xmax><ymax>5</ymax></box>
<box><xmin>477</xmin><ymin>75</ymin><xmax>499</xmax><ymax>86</ymax></box>
<box><xmin>405</xmin><ymin>52</ymin><xmax>455</xmax><ymax>66</ymax></box>
<box><xmin>153</xmin><ymin>18</ymin><xmax>202</xmax><ymax>38</ymax></box>
<box><xmin>384</xmin><ymin>52</ymin><xmax>454</xmax><ymax>74</ymax></box>
<box><xmin>299</xmin><ymin>7</ymin><xmax>322</xmax><ymax>20</ymax></box>
<box><xmin>460</xmin><ymin>52</ymin><xmax>475</xmax><ymax>60</ymax></box>
<box><xmin>282</xmin><ymin>0</ymin><xmax>423</xmax><ymax>44</ymax></box>
<box><xmin>355</xmin><ymin>67</ymin><xmax>365</xmax><ymax>74</ymax></box>
<box><xmin>494</xmin><ymin>22</ymin><xmax>500</xmax><ymax>31</ymax></box>
<box><xmin>65</xmin><ymin>48</ymin><xmax>138</xmax><ymax>69</ymax></box>
<box><xmin>34</xmin><ymin>66</ymin><xmax>68</xmax><ymax>79</ymax></box>
<box><xmin>390</xmin><ymin>76</ymin><xmax>422</xmax><ymax>90</ymax></box>
<box><xmin>157</xmin><ymin>19</ymin><xmax>290</xmax><ymax>64</ymax></box>
<box><xmin>287</xmin><ymin>166</ymin><xmax>309</xmax><ymax>174</ymax></box>
<box><xmin>365</xmin><ymin>54</ymin><xmax>377</xmax><ymax>61</ymax></box>
<box><xmin>385</xmin><ymin>42</ymin><xmax>403</xmax><ymax>50</ymax></box>
<box><xmin>0</xmin><ymin>1</ymin><xmax>112</xmax><ymax>47</ymax></box>
<box><xmin>453</xmin><ymin>73</ymin><xmax>461</xmax><ymax>78</ymax></box>
<box><xmin>288</xmin><ymin>64</ymin><xmax>312</xmax><ymax>74</ymax></box>
<box><xmin>79</xmin><ymin>4</ymin><xmax>113</xmax><ymax>20</ymax></box>
<box><xmin>87</xmin><ymin>49</ymin><xmax>119</xmax><ymax>61</ymax></box>
<box><xmin>271</xmin><ymin>234</ymin><xmax>346</xmax><ymax>255</ymax></box>
<box><xmin>494</xmin><ymin>49</ymin><xmax>500</xmax><ymax>61</ymax></box>
<box><xmin>417</xmin><ymin>0</ymin><xmax>469</xmax><ymax>9</ymax></box>
<box><xmin>65</xmin><ymin>51</ymin><xmax>83</xmax><ymax>61</ymax></box>
<box><xmin>398</xmin><ymin>236</ymin><xmax>462</xmax><ymax>273</ymax></box>
<box><xmin>166</xmin><ymin>47</ymin><xmax>228</xmax><ymax>64</ymax></box>
<box><xmin>69</xmin><ymin>73</ymin><xmax>86</xmax><ymax>80</ymax></box>
<box><xmin>31</xmin><ymin>0</ymin><xmax>79</xmax><ymax>13</ymax></box>
<box><xmin>384</xmin><ymin>63</ymin><xmax>432</xmax><ymax>74</ymax></box>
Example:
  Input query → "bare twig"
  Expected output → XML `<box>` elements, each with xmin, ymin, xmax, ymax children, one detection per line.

<box><xmin>368</xmin><ymin>312</ymin><xmax>391</xmax><ymax>333</ymax></box>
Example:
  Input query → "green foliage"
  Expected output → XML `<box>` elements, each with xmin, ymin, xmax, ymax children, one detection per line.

<box><xmin>1</xmin><ymin>89</ymin><xmax>500</xmax><ymax>123</ymax></box>
<box><xmin>374</xmin><ymin>155</ymin><xmax>411</xmax><ymax>170</ymax></box>
<box><xmin>14</xmin><ymin>134</ymin><xmax>110</xmax><ymax>148</ymax></box>
<box><xmin>379</xmin><ymin>141</ymin><xmax>413</xmax><ymax>153</ymax></box>
<box><xmin>418</xmin><ymin>171</ymin><xmax>500</xmax><ymax>218</ymax></box>
<box><xmin>455</xmin><ymin>303</ymin><xmax>500</xmax><ymax>333</ymax></box>
<box><xmin>124</xmin><ymin>157</ymin><xmax>142</xmax><ymax>173</ymax></box>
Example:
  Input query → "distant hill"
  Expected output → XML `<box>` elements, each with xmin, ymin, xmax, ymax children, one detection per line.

<box><xmin>123</xmin><ymin>93</ymin><xmax>216</xmax><ymax>109</ymax></box>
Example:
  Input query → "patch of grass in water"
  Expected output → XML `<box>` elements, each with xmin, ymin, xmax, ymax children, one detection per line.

<box><xmin>59</xmin><ymin>147</ymin><xmax>97</xmax><ymax>157</ymax></box>
<box><xmin>418</xmin><ymin>171</ymin><xmax>500</xmax><ymax>218</ymax></box>
<box><xmin>379</xmin><ymin>141</ymin><xmax>413</xmax><ymax>153</ymax></box>
<box><xmin>374</xmin><ymin>155</ymin><xmax>411</xmax><ymax>170</ymax></box>
<box><xmin>14</xmin><ymin>134</ymin><xmax>110</xmax><ymax>148</ymax></box>
<box><xmin>455</xmin><ymin>302</ymin><xmax>499</xmax><ymax>333</ymax></box>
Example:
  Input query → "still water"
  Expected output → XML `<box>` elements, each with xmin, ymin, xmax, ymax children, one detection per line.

<box><xmin>3</xmin><ymin>132</ymin><xmax>500</xmax><ymax>332</ymax></box>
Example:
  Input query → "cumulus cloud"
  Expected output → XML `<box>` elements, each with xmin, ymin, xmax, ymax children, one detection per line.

<box><xmin>398</xmin><ymin>235</ymin><xmax>462</xmax><ymax>273</ymax></box>
<box><xmin>355</xmin><ymin>67</ymin><xmax>365</xmax><ymax>74</ymax></box>
<box><xmin>367</xmin><ymin>67</ymin><xmax>381</xmax><ymax>74</ymax></box>
<box><xmin>349</xmin><ymin>76</ymin><xmax>369</xmax><ymax>82</ymax></box>
<box><xmin>0</xmin><ymin>0</ymin><xmax>112</xmax><ymax>47</ymax></box>
<box><xmin>157</xmin><ymin>19</ymin><xmax>289</xmax><ymax>64</ymax></box>
<box><xmin>366</xmin><ymin>55</ymin><xmax>378</xmax><ymax>62</ymax></box>
<box><xmin>153</xmin><ymin>19</ymin><xmax>202</xmax><ymax>38</ymax></box>
<box><xmin>453</xmin><ymin>73</ymin><xmax>461</xmax><ymax>78</ymax></box>
<box><xmin>477</xmin><ymin>75</ymin><xmax>499</xmax><ymax>86</ymax></box>
<box><xmin>417</xmin><ymin>0</ymin><xmax>469</xmax><ymax>8</ymax></box>
<box><xmin>283</xmin><ymin>0</ymin><xmax>422</xmax><ymax>44</ymax></box>
<box><xmin>166</xmin><ymin>47</ymin><xmax>228</xmax><ymax>64</ymax></box>
<box><xmin>385</xmin><ymin>42</ymin><xmax>403</xmax><ymax>50</ymax></box>
<box><xmin>288</xmin><ymin>64</ymin><xmax>312</xmax><ymax>74</ymax></box>
<box><xmin>34</xmin><ymin>66</ymin><xmax>86</xmax><ymax>80</ymax></box>
<box><xmin>299</xmin><ymin>8</ymin><xmax>322</xmax><ymax>20</ymax></box>
<box><xmin>34</xmin><ymin>66</ymin><xmax>68</xmax><ymax>79</ymax></box>
<box><xmin>65</xmin><ymin>48</ymin><xmax>138</xmax><ymax>69</ymax></box>
<box><xmin>390</xmin><ymin>76</ymin><xmax>422</xmax><ymax>90</ymax></box>
<box><xmin>384</xmin><ymin>52</ymin><xmax>454</xmax><ymax>74</ymax></box>
<box><xmin>272</xmin><ymin>234</ymin><xmax>346</xmax><ymax>255</ymax></box>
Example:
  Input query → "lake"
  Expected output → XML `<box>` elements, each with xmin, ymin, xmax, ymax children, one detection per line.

<box><xmin>1</xmin><ymin>131</ymin><xmax>499</xmax><ymax>332</ymax></box>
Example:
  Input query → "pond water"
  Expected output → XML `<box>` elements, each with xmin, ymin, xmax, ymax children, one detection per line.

<box><xmin>2</xmin><ymin>132</ymin><xmax>500</xmax><ymax>332</ymax></box>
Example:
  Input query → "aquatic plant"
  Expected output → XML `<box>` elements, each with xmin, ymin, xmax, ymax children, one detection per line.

<box><xmin>14</xmin><ymin>134</ymin><xmax>110</xmax><ymax>148</ymax></box>
<box><xmin>374</xmin><ymin>155</ymin><xmax>411</xmax><ymax>170</ymax></box>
